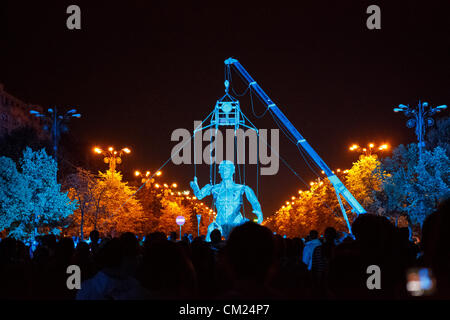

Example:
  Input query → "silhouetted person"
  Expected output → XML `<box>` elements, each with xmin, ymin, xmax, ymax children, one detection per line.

<box><xmin>328</xmin><ymin>214</ymin><xmax>404</xmax><ymax>299</ymax></box>
<box><xmin>421</xmin><ymin>198</ymin><xmax>450</xmax><ymax>298</ymax></box>
<box><xmin>191</xmin><ymin>237</ymin><xmax>215</xmax><ymax>298</ymax></box>
<box><xmin>210</xmin><ymin>229</ymin><xmax>225</xmax><ymax>253</ymax></box>
<box><xmin>144</xmin><ymin>232</ymin><xmax>166</xmax><ymax>247</ymax></box>
<box><xmin>168</xmin><ymin>231</ymin><xmax>177</xmax><ymax>242</ymax></box>
<box><xmin>311</xmin><ymin>227</ymin><xmax>337</xmax><ymax>296</ymax></box>
<box><xmin>77</xmin><ymin>237</ymin><xmax>149</xmax><ymax>300</ymax></box>
<box><xmin>119</xmin><ymin>232</ymin><xmax>141</xmax><ymax>277</ymax></box>
<box><xmin>302</xmin><ymin>230</ymin><xmax>321</xmax><ymax>270</ymax></box>
<box><xmin>89</xmin><ymin>230</ymin><xmax>100</xmax><ymax>255</ymax></box>
<box><xmin>270</xmin><ymin>236</ymin><xmax>311</xmax><ymax>299</ymax></box>
<box><xmin>47</xmin><ymin>237</ymin><xmax>76</xmax><ymax>299</ymax></box>
<box><xmin>73</xmin><ymin>241</ymin><xmax>96</xmax><ymax>281</ymax></box>
<box><xmin>0</xmin><ymin>238</ymin><xmax>32</xmax><ymax>299</ymax></box>
<box><xmin>222</xmin><ymin>222</ymin><xmax>280</xmax><ymax>299</ymax></box>
<box><xmin>137</xmin><ymin>239</ymin><xmax>197</xmax><ymax>299</ymax></box>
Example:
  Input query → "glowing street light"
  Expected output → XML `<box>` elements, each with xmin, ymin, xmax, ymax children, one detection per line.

<box><xmin>394</xmin><ymin>100</ymin><xmax>447</xmax><ymax>156</ymax></box>
<box><xmin>349</xmin><ymin>143</ymin><xmax>389</xmax><ymax>156</ymax></box>
<box><xmin>30</xmin><ymin>107</ymin><xmax>81</xmax><ymax>159</ymax></box>
<box><xmin>134</xmin><ymin>169</ymin><xmax>162</xmax><ymax>186</ymax></box>
<box><xmin>93</xmin><ymin>146</ymin><xmax>131</xmax><ymax>172</ymax></box>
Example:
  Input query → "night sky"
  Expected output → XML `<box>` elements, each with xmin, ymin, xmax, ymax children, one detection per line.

<box><xmin>1</xmin><ymin>0</ymin><xmax>450</xmax><ymax>217</ymax></box>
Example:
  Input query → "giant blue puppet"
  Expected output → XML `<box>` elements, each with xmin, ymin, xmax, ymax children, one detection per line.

<box><xmin>190</xmin><ymin>160</ymin><xmax>263</xmax><ymax>241</ymax></box>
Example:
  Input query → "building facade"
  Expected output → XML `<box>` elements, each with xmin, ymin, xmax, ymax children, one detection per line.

<box><xmin>0</xmin><ymin>83</ymin><xmax>44</xmax><ymax>138</ymax></box>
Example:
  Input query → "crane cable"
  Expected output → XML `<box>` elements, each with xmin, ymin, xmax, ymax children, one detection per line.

<box><xmin>115</xmin><ymin>111</ymin><xmax>214</xmax><ymax>215</ymax></box>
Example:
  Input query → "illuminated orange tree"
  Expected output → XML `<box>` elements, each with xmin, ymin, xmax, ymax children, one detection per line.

<box><xmin>66</xmin><ymin>169</ymin><xmax>147</xmax><ymax>237</ymax></box>
<box><xmin>265</xmin><ymin>154</ymin><xmax>383</xmax><ymax>238</ymax></box>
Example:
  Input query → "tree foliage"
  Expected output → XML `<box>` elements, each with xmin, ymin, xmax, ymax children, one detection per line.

<box><xmin>376</xmin><ymin>144</ymin><xmax>450</xmax><ymax>226</ymax></box>
<box><xmin>0</xmin><ymin>148</ymin><xmax>77</xmax><ymax>241</ymax></box>
<box><xmin>65</xmin><ymin>169</ymin><xmax>213</xmax><ymax>238</ymax></box>
<box><xmin>264</xmin><ymin>180</ymin><xmax>348</xmax><ymax>238</ymax></box>
<box><xmin>64</xmin><ymin>168</ymin><xmax>98</xmax><ymax>240</ymax></box>
<box><xmin>67</xmin><ymin>169</ymin><xmax>147</xmax><ymax>237</ymax></box>
<box><xmin>427</xmin><ymin>116</ymin><xmax>450</xmax><ymax>157</ymax></box>
<box><xmin>265</xmin><ymin>155</ymin><xmax>383</xmax><ymax>237</ymax></box>
<box><xmin>346</xmin><ymin>154</ymin><xmax>383</xmax><ymax>211</ymax></box>
<box><xmin>153</xmin><ymin>188</ymin><xmax>209</xmax><ymax>236</ymax></box>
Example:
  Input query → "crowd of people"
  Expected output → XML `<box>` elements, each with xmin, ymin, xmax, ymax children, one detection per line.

<box><xmin>0</xmin><ymin>199</ymin><xmax>448</xmax><ymax>300</ymax></box>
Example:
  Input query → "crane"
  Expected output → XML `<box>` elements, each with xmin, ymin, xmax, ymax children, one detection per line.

<box><xmin>225</xmin><ymin>58</ymin><xmax>366</xmax><ymax>233</ymax></box>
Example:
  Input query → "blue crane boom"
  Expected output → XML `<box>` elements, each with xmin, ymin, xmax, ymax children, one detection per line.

<box><xmin>225</xmin><ymin>57</ymin><xmax>366</xmax><ymax>233</ymax></box>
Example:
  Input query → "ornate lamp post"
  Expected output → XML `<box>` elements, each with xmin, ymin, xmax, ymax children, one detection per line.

<box><xmin>394</xmin><ymin>101</ymin><xmax>447</xmax><ymax>156</ymax></box>
<box><xmin>134</xmin><ymin>169</ymin><xmax>162</xmax><ymax>187</ymax></box>
<box><xmin>30</xmin><ymin>107</ymin><xmax>81</xmax><ymax>159</ymax></box>
<box><xmin>349</xmin><ymin>143</ymin><xmax>389</xmax><ymax>156</ymax></box>
<box><xmin>93</xmin><ymin>146</ymin><xmax>131</xmax><ymax>172</ymax></box>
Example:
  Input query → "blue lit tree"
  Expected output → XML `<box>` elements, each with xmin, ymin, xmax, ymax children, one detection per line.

<box><xmin>376</xmin><ymin>144</ymin><xmax>450</xmax><ymax>227</ymax></box>
<box><xmin>427</xmin><ymin>116</ymin><xmax>450</xmax><ymax>157</ymax></box>
<box><xmin>0</xmin><ymin>148</ymin><xmax>77</xmax><ymax>241</ymax></box>
<box><xmin>0</xmin><ymin>157</ymin><xmax>32</xmax><ymax>234</ymax></box>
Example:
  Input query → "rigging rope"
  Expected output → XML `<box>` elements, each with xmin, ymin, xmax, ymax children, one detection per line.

<box><xmin>250</xmin><ymin>86</ymin><xmax>269</xmax><ymax>119</ymax></box>
<box><xmin>115</xmin><ymin>111</ymin><xmax>213</xmax><ymax>214</ymax></box>
<box><xmin>258</xmin><ymin>133</ymin><xmax>310</xmax><ymax>189</ymax></box>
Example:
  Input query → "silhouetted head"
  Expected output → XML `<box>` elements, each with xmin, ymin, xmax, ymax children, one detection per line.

<box><xmin>292</xmin><ymin>237</ymin><xmax>304</xmax><ymax>258</ymax></box>
<box><xmin>75</xmin><ymin>241</ymin><xmax>90</xmax><ymax>257</ymax></box>
<box><xmin>324</xmin><ymin>227</ymin><xmax>337</xmax><ymax>242</ymax></box>
<box><xmin>352</xmin><ymin>214</ymin><xmax>394</xmax><ymax>255</ymax></box>
<box><xmin>96</xmin><ymin>238</ymin><xmax>123</xmax><ymax>269</ymax></box>
<box><xmin>210</xmin><ymin>229</ymin><xmax>222</xmax><ymax>243</ymax></box>
<box><xmin>309</xmin><ymin>230</ymin><xmax>319</xmax><ymax>240</ymax></box>
<box><xmin>144</xmin><ymin>232</ymin><xmax>166</xmax><ymax>248</ymax></box>
<box><xmin>41</xmin><ymin>234</ymin><xmax>57</xmax><ymax>253</ymax></box>
<box><xmin>56</xmin><ymin>237</ymin><xmax>75</xmax><ymax>261</ymax></box>
<box><xmin>120</xmin><ymin>232</ymin><xmax>139</xmax><ymax>257</ymax></box>
<box><xmin>89</xmin><ymin>230</ymin><xmax>100</xmax><ymax>243</ymax></box>
<box><xmin>218</xmin><ymin>160</ymin><xmax>235</xmax><ymax>180</ymax></box>
<box><xmin>225</xmin><ymin>222</ymin><xmax>275</xmax><ymax>282</ymax></box>
<box><xmin>169</xmin><ymin>231</ymin><xmax>177</xmax><ymax>242</ymax></box>
<box><xmin>140</xmin><ymin>239</ymin><xmax>196</xmax><ymax>297</ymax></box>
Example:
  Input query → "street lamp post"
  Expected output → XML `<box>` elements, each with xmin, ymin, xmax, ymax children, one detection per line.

<box><xmin>30</xmin><ymin>107</ymin><xmax>81</xmax><ymax>159</ymax></box>
<box><xmin>394</xmin><ymin>101</ymin><xmax>447</xmax><ymax>156</ymax></box>
<box><xmin>93</xmin><ymin>146</ymin><xmax>131</xmax><ymax>172</ymax></box>
<box><xmin>134</xmin><ymin>170</ymin><xmax>162</xmax><ymax>187</ymax></box>
<box><xmin>349</xmin><ymin>143</ymin><xmax>389</xmax><ymax>156</ymax></box>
